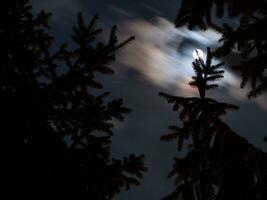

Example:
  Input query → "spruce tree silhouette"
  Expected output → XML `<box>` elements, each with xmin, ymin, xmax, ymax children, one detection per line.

<box><xmin>160</xmin><ymin>47</ymin><xmax>267</xmax><ymax>200</ymax></box>
<box><xmin>175</xmin><ymin>0</ymin><xmax>267</xmax><ymax>98</ymax></box>
<box><xmin>1</xmin><ymin>1</ymin><xmax>146</xmax><ymax>199</ymax></box>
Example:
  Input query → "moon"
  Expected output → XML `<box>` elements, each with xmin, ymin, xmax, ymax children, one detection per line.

<box><xmin>193</xmin><ymin>49</ymin><xmax>204</xmax><ymax>60</ymax></box>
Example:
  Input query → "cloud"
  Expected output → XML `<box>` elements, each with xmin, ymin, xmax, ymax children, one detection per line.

<box><xmin>139</xmin><ymin>2</ymin><xmax>164</xmax><ymax>15</ymax></box>
<box><xmin>108</xmin><ymin>5</ymin><xmax>132</xmax><ymax>17</ymax></box>
<box><xmin>118</xmin><ymin>17</ymin><xmax>230</xmax><ymax>91</ymax></box>
<box><xmin>117</xmin><ymin>16</ymin><xmax>267</xmax><ymax>109</ymax></box>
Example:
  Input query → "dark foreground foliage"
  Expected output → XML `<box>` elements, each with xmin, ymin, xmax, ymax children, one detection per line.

<box><xmin>1</xmin><ymin>1</ymin><xmax>146</xmax><ymax>199</ymax></box>
<box><xmin>160</xmin><ymin>48</ymin><xmax>267</xmax><ymax>200</ymax></box>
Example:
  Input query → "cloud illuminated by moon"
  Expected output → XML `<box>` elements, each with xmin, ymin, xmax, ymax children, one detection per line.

<box><xmin>118</xmin><ymin>17</ymin><xmax>237</xmax><ymax>94</ymax></box>
<box><xmin>117</xmin><ymin>16</ymin><xmax>267</xmax><ymax>109</ymax></box>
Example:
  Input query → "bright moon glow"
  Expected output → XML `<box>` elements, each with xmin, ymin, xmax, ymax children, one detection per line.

<box><xmin>120</xmin><ymin>17</ymin><xmax>246</xmax><ymax>104</ymax></box>
<box><xmin>193</xmin><ymin>49</ymin><xmax>204</xmax><ymax>60</ymax></box>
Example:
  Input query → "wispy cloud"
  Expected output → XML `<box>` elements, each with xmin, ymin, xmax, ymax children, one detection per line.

<box><xmin>118</xmin><ymin>17</ymin><xmax>235</xmax><ymax>95</ymax></box>
<box><xmin>116</xmin><ymin>16</ymin><xmax>267</xmax><ymax>109</ymax></box>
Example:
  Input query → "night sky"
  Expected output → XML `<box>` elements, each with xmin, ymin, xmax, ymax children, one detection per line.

<box><xmin>31</xmin><ymin>0</ymin><xmax>267</xmax><ymax>199</ymax></box>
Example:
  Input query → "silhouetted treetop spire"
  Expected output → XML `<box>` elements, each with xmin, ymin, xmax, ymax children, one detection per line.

<box><xmin>158</xmin><ymin>46</ymin><xmax>267</xmax><ymax>200</ymax></box>
<box><xmin>189</xmin><ymin>47</ymin><xmax>224</xmax><ymax>99</ymax></box>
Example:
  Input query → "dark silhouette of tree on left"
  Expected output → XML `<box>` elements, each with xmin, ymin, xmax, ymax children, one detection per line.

<box><xmin>160</xmin><ymin>47</ymin><xmax>267</xmax><ymax>200</ymax></box>
<box><xmin>1</xmin><ymin>1</ymin><xmax>146</xmax><ymax>199</ymax></box>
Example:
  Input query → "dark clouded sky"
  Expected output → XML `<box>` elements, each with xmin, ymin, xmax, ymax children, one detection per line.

<box><xmin>31</xmin><ymin>0</ymin><xmax>267</xmax><ymax>199</ymax></box>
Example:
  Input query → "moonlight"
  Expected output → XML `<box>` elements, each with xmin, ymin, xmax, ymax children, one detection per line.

<box><xmin>193</xmin><ymin>49</ymin><xmax>204</xmax><ymax>60</ymax></box>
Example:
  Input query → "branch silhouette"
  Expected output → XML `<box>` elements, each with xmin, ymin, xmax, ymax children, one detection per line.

<box><xmin>1</xmin><ymin>1</ymin><xmax>146</xmax><ymax>199</ymax></box>
<box><xmin>160</xmin><ymin>47</ymin><xmax>267</xmax><ymax>200</ymax></box>
<box><xmin>175</xmin><ymin>0</ymin><xmax>267</xmax><ymax>97</ymax></box>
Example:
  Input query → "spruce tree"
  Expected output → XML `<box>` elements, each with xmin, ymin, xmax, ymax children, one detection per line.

<box><xmin>160</xmin><ymin>47</ymin><xmax>267</xmax><ymax>200</ymax></box>
<box><xmin>1</xmin><ymin>1</ymin><xmax>146</xmax><ymax>199</ymax></box>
